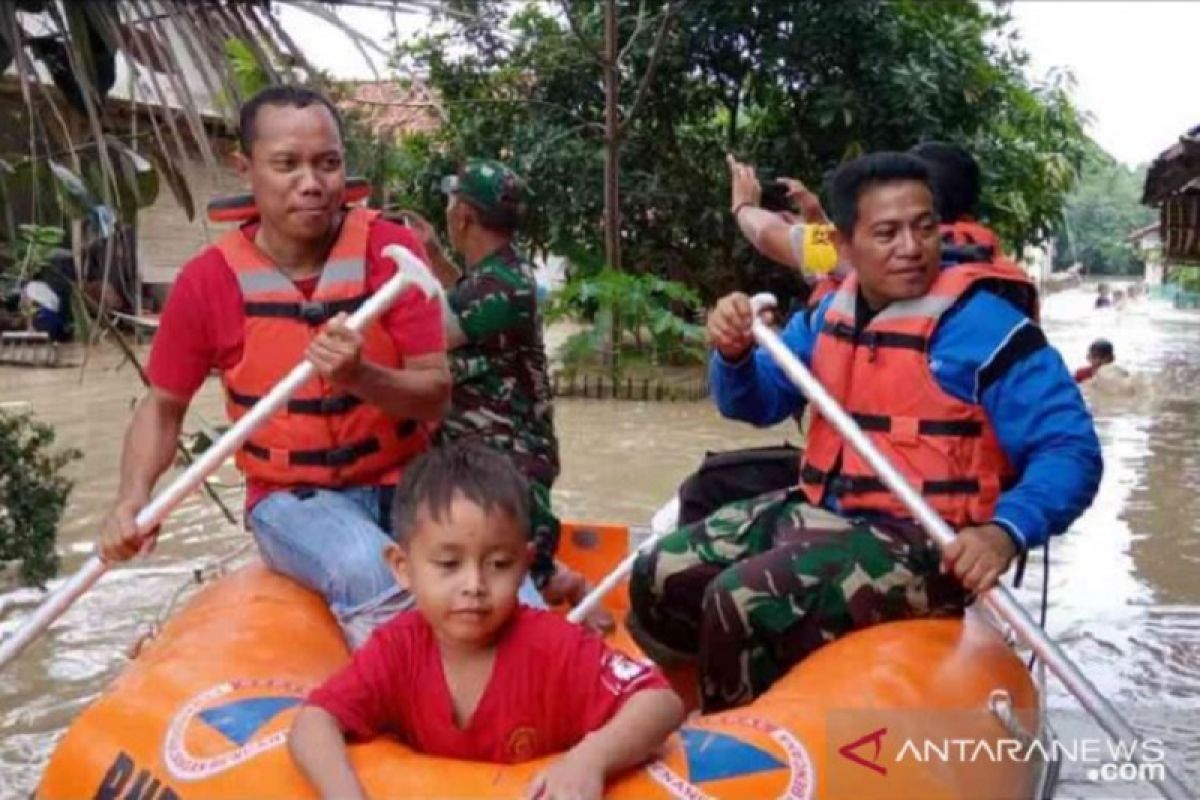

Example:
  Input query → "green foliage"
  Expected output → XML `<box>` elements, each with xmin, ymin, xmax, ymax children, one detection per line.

<box><xmin>392</xmin><ymin>0</ymin><xmax>1089</xmax><ymax>307</ymax></box>
<box><xmin>342</xmin><ymin>122</ymin><xmax>448</xmax><ymax>214</ymax></box>
<box><xmin>548</xmin><ymin>268</ymin><xmax>705</xmax><ymax>372</ymax></box>
<box><xmin>1</xmin><ymin>224</ymin><xmax>66</xmax><ymax>280</ymax></box>
<box><xmin>1051</xmin><ymin>146</ymin><xmax>1156</xmax><ymax>275</ymax></box>
<box><xmin>0</xmin><ymin>410</ymin><xmax>81</xmax><ymax>587</ymax></box>
<box><xmin>225</xmin><ymin>38</ymin><xmax>272</xmax><ymax>111</ymax></box>
<box><xmin>1175</xmin><ymin>266</ymin><xmax>1200</xmax><ymax>293</ymax></box>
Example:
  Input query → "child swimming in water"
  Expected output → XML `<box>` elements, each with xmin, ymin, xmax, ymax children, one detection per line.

<box><xmin>1074</xmin><ymin>339</ymin><xmax>1115</xmax><ymax>383</ymax></box>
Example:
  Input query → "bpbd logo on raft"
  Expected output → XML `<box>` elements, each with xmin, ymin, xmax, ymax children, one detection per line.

<box><xmin>163</xmin><ymin>677</ymin><xmax>309</xmax><ymax>781</ymax></box>
<box><xmin>646</xmin><ymin>714</ymin><xmax>815</xmax><ymax>800</ymax></box>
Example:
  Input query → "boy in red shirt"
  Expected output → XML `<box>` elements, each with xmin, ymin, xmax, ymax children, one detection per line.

<box><xmin>289</xmin><ymin>443</ymin><xmax>684</xmax><ymax>799</ymax></box>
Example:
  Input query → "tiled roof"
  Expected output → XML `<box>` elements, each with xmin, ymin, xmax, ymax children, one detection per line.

<box><xmin>336</xmin><ymin>80</ymin><xmax>443</xmax><ymax>139</ymax></box>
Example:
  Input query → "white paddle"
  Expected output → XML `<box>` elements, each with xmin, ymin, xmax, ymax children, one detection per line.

<box><xmin>0</xmin><ymin>246</ymin><xmax>442</xmax><ymax>670</ymax></box>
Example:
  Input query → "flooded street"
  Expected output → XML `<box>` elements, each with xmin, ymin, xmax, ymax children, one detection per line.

<box><xmin>1</xmin><ymin>286</ymin><xmax>1198</xmax><ymax>796</ymax></box>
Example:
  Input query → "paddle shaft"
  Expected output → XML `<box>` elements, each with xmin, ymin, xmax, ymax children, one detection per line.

<box><xmin>0</xmin><ymin>252</ymin><xmax>428</xmax><ymax>670</ymax></box>
<box><xmin>566</xmin><ymin>526</ymin><xmax>666</xmax><ymax>625</ymax></box>
<box><xmin>749</xmin><ymin>311</ymin><xmax>1191</xmax><ymax>800</ymax></box>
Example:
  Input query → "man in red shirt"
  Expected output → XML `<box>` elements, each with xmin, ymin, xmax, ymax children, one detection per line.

<box><xmin>98</xmin><ymin>86</ymin><xmax>451</xmax><ymax>647</ymax></box>
<box><xmin>290</xmin><ymin>444</ymin><xmax>683</xmax><ymax>800</ymax></box>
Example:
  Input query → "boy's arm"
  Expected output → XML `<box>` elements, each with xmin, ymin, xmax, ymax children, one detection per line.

<box><xmin>567</xmin><ymin>688</ymin><xmax>685</xmax><ymax>774</ymax></box>
<box><xmin>289</xmin><ymin>706</ymin><xmax>368</xmax><ymax>800</ymax></box>
<box><xmin>528</xmin><ymin>689</ymin><xmax>684</xmax><ymax>800</ymax></box>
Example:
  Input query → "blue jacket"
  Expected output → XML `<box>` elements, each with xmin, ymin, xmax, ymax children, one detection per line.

<box><xmin>711</xmin><ymin>288</ymin><xmax>1102</xmax><ymax>550</ymax></box>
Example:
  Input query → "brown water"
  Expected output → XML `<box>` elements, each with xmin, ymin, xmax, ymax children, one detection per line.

<box><xmin>1</xmin><ymin>288</ymin><xmax>1198</xmax><ymax>797</ymax></box>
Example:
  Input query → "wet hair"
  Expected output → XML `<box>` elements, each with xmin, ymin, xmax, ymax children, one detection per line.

<box><xmin>1088</xmin><ymin>339</ymin><xmax>1115</xmax><ymax>362</ymax></box>
<box><xmin>391</xmin><ymin>442</ymin><xmax>530</xmax><ymax>543</ymax></box>
<box><xmin>825</xmin><ymin>152</ymin><xmax>935</xmax><ymax>235</ymax></box>
<box><xmin>238</xmin><ymin>85</ymin><xmax>344</xmax><ymax>156</ymax></box>
<box><xmin>909</xmin><ymin>141</ymin><xmax>981</xmax><ymax>222</ymax></box>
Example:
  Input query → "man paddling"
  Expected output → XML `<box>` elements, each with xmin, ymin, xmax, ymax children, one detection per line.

<box><xmin>629</xmin><ymin>151</ymin><xmax>1102</xmax><ymax>712</ymax></box>
<box><xmin>99</xmin><ymin>86</ymin><xmax>451</xmax><ymax>647</ymax></box>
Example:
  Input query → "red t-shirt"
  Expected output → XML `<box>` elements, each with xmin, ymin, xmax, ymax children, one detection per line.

<box><xmin>308</xmin><ymin>608</ymin><xmax>669</xmax><ymax>763</ymax></box>
<box><xmin>146</xmin><ymin>219</ymin><xmax>445</xmax><ymax>508</ymax></box>
<box><xmin>1074</xmin><ymin>365</ymin><xmax>1097</xmax><ymax>384</ymax></box>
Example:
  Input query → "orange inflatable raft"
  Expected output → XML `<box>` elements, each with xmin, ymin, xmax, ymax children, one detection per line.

<box><xmin>40</xmin><ymin>522</ymin><xmax>1044</xmax><ymax>799</ymax></box>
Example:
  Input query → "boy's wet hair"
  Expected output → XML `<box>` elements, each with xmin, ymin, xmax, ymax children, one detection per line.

<box><xmin>238</xmin><ymin>85</ymin><xmax>344</xmax><ymax>156</ymax></box>
<box><xmin>1089</xmin><ymin>339</ymin><xmax>1115</xmax><ymax>362</ymax></box>
<box><xmin>825</xmin><ymin>151</ymin><xmax>937</xmax><ymax>235</ymax></box>
<box><xmin>391</xmin><ymin>442</ymin><xmax>530</xmax><ymax>542</ymax></box>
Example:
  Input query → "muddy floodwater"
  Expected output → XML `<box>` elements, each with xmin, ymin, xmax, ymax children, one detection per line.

<box><xmin>1</xmin><ymin>287</ymin><xmax>1198</xmax><ymax>797</ymax></box>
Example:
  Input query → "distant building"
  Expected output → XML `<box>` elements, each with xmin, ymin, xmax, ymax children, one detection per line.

<box><xmin>1142</xmin><ymin>124</ymin><xmax>1200</xmax><ymax>280</ymax></box>
<box><xmin>1127</xmin><ymin>222</ymin><xmax>1164</xmax><ymax>285</ymax></box>
<box><xmin>336</xmin><ymin>80</ymin><xmax>444</xmax><ymax>139</ymax></box>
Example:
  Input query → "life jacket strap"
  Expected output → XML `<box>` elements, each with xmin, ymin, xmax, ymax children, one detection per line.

<box><xmin>849</xmin><ymin>412</ymin><xmax>983</xmax><ymax>437</ymax></box>
<box><xmin>243</xmin><ymin>421</ymin><xmax>419</xmax><ymax>468</ymax></box>
<box><xmin>821</xmin><ymin>320</ymin><xmax>929</xmax><ymax>352</ymax></box>
<box><xmin>800</xmin><ymin>464</ymin><xmax>981</xmax><ymax>498</ymax></box>
<box><xmin>243</xmin><ymin>295</ymin><xmax>366</xmax><ymax>325</ymax></box>
<box><xmin>227</xmin><ymin>389</ymin><xmax>364</xmax><ymax>416</ymax></box>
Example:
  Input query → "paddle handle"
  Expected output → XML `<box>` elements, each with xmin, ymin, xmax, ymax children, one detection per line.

<box><xmin>747</xmin><ymin>302</ymin><xmax>1192</xmax><ymax>800</ymax></box>
<box><xmin>0</xmin><ymin>248</ymin><xmax>436</xmax><ymax>671</ymax></box>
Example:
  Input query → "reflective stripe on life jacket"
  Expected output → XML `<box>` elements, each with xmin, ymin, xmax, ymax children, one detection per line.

<box><xmin>798</xmin><ymin>260</ymin><xmax>1037</xmax><ymax>526</ymax></box>
<box><xmin>217</xmin><ymin>207</ymin><xmax>428</xmax><ymax>488</ymax></box>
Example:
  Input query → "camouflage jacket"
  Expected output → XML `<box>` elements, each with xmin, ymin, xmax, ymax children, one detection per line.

<box><xmin>440</xmin><ymin>244</ymin><xmax>559</xmax><ymax>486</ymax></box>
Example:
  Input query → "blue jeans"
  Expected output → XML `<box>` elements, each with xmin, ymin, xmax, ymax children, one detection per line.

<box><xmin>249</xmin><ymin>485</ymin><xmax>545</xmax><ymax>648</ymax></box>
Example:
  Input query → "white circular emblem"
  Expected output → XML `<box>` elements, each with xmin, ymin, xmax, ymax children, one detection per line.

<box><xmin>163</xmin><ymin>677</ymin><xmax>309</xmax><ymax>782</ymax></box>
<box><xmin>646</xmin><ymin>714</ymin><xmax>814</xmax><ymax>800</ymax></box>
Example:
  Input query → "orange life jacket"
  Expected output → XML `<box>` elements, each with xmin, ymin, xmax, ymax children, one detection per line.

<box><xmin>217</xmin><ymin>207</ymin><xmax>428</xmax><ymax>488</ymax></box>
<box><xmin>798</xmin><ymin>260</ymin><xmax>1037</xmax><ymax>526</ymax></box>
<box><xmin>807</xmin><ymin>275</ymin><xmax>843</xmax><ymax>308</ymax></box>
<box><xmin>941</xmin><ymin>220</ymin><xmax>1038</xmax><ymax>322</ymax></box>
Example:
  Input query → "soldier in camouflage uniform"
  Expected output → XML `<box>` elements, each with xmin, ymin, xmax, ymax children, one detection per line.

<box><xmin>400</xmin><ymin>161</ymin><xmax>574</xmax><ymax>600</ymax></box>
<box><xmin>629</xmin><ymin>152</ymin><xmax>1101</xmax><ymax>712</ymax></box>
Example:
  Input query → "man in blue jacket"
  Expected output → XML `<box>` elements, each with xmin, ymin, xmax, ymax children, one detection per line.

<box><xmin>629</xmin><ymin>151</ymin><xmax>1102</xmax><ymax>713</ymax></box>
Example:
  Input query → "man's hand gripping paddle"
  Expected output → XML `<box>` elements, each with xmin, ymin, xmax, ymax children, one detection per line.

<box><xmin>742</xmin><ymin>293</ymin><xmax>1191</xmax><ymax>800</ymax></box>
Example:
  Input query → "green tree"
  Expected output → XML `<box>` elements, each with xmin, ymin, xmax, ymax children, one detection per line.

<box><xmin>0</xmin><ymin>410</ymin><xmax>81</xmax><ymax>587</ymax></box>
<box><xmin>1052</xmin><ymin>146</ymin><xmax>1156</xmax><ymax>275</ymax></box>
<box><xmin>396</xmin><ymin>0</ymin><xmax>1089</xmax><ymax>307</ymax></box>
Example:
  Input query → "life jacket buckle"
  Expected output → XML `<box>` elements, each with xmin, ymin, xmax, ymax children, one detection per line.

<box><xmin>299</xmin><ymin>300</ymin><xmax>329</xmax><ymax>325</ymax></box>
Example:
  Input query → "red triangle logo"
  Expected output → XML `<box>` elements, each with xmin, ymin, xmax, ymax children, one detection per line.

<box><xmin>838</xmin><ymin>726</ymin><xmax>888</xmax><ymax>776</ymax></box>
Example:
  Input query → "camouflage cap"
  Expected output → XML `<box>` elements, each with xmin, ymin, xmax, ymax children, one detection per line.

<box><xmin>440</xmin><ymin>159</ymin><xmax>526</xmax><ymax>227</ymax></box>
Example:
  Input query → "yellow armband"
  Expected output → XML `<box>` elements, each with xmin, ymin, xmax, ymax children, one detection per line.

<box><xmin>802</xmin><ymin>224</ymin><xmax>839</xmax><ymax>275</ymax></box>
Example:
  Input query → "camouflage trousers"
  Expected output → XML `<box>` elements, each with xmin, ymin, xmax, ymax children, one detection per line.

<box><xmin>628</xmin><ymin>487</ymin><xmax>966</xmax><ymax>712</ymax></box>
<box><xmin>528</xmin><ymin>479</ymin><xmax>560</xmax><ymax>588</ymax></box>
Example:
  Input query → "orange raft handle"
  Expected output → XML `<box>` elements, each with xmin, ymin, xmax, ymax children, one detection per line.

<box><xmin>207</xmin><ymin>177</ymin><xmax>372</xmax><ymax>223</ymax></box>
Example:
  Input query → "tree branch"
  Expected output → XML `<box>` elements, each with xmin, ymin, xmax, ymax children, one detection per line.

<box><xmin>558</xmin><ymin>0</ymin><xmax>605</xmax><ymax>65</ymax></box>
<box><xmin>618</xmin><ymin>1</ymin><xmax>680</xmax><ymax>140</ymax></box>
<box><xmin>617</xmin><ymin>0</ymin><xmax>649</xmax><ymax>64</ymax></box>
